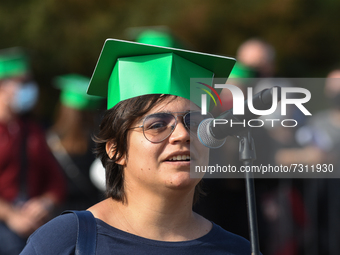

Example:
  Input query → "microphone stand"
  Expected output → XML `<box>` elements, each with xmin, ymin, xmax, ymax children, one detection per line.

<box><xmin>237</xmin><ymin>128</ymin><xmax>260</xmax><ymax>255</ymax></box>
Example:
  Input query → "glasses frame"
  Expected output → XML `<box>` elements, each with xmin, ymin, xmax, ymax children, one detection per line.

<box><xmin>129</xmin><ymin>110</ymin><xmax>213</xmax><ymax>143</ymax></box>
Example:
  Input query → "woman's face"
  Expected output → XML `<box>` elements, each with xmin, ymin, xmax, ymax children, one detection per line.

<box><xmin>119</xmin><ymin>96</ymin><xmax>209</xmax><ymax>197</ymax></box>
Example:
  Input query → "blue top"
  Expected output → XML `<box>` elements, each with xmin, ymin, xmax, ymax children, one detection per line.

<box><xmin>20</xmin><ymin>213</ymin><xmax>251</xmax><ymax>255</ymax></box>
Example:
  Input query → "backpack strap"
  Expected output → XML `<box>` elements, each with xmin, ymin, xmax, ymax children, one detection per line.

<box><xmin>18</xmin><ymin>118</ymin><xmax>28</xmax><ymax>202</ymax></box>
<box><xmin>62</xmin><ymin>210</ymin><xmax>97</xmax><ymax>255</ymax></box>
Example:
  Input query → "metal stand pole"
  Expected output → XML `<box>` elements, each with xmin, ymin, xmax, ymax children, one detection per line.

<box><xmin>238</xmin><ymin>129</ymin><xmax>260</xmax><ymax>255</ymax></box>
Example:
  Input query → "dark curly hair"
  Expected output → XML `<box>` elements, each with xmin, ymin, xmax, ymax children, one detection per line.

<box><xmin>93</xmin><ymin>94</ymin><xmax>204</xmax><ymax>204</ymax></box>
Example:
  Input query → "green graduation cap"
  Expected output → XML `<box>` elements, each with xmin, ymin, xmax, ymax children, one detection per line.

<box><xmin>0</xmin><ymin>47</ymin><xmax>29</xmax><ymax>80</ymax></box>
<box><xmin>54</xmin><ymin>74</ymin><xmax>103</xmax><ymax>110</ymax></box>
<box><xmin>126</xmin><ymin>26</ymin><xmax>183</xmax><ymax>48</ymax></box>
<box><xmin>229</xmin><ymin>62</ymin><xmax>257</xmax><ymax>78</ymax></box>
<box><xmin>87</xmin><ymin>39</ymin><xmax>236</xmax><ymax>109</ymax></box>
<box><xmin>135</xmin><ymin>28</ymin><xmax>186</xmax><ymax>49</ymax></box>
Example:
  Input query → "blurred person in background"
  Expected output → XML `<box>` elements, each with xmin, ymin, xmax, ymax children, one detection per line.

<box><xmin>254</xmin><ymin>79</ymin><xmax>309</xmax><ymax>255</ymax></box>
<box><xmin>47</xmin><ymin>74</ymin><xmax>104</xmax><ymax>211</ymax></box>
<box><xmin>235</xmin><ymin>38</ymin><xmax>276</xmax><ymax>78</ymax></box>
<box><xmin>195</xmin><ymin>37</ymin><xmax>309</xmax><ymax>255</ymax></box>
<box><xmin>237</xmin><ymin>39</ymin><xmax>309</xmax><ymax>255</ymax></box>
<box><xmin>276</xmin><ymin>69</ymin><xmax>340</xmax><ymax>255</ymax></box>
<box><xmin>0</xmin><ymin>48</ymin><xmax>66</xmax><ymax>255</ymax></box>
<box><xmin>212</xmin><ymin>38</ymin><xmax>276</xmax><ymax>121</ymax></box>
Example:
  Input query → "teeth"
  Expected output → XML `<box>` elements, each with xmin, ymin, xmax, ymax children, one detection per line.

<box><xmin>169</xmin><ymin>155</ymin><xmax>190</xmax><ymax>161</ymax></box>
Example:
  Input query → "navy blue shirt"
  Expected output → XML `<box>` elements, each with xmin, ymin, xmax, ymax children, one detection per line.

<box><xmin>21</xmin><ymin>213</ymin><xmax>251</xmax><ymax>254</ymax></box>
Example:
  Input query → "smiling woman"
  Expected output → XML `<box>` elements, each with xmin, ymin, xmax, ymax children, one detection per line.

<box><xmin>20</xmin><ymin>39</ymin><xmax>253</xmax><ymax>255</ymax></box>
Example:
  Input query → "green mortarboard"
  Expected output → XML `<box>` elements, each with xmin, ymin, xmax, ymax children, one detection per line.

<box><xmin>126</xmin><ymin>26</ymin><xmax>183</xmax><ymax>48</ymax></box>
<box><xmin>136</xmin><ymin>29</ymin><xmax>177</xmax><ymax>48</ymax></box>
<box><xmin>229</xmin><ymin>62</ymin><xmax>257</xmax><ymax>78</ymax></box>
<box><xmin>87</xmin><ymin>39</ymin><xmax>236</xmax><ymax>109</ymax></box>
<box><xmin>54</xmin><ymin>74</ymin><xmax>103</xmax><ymax>110</ymax></box>
<box><xmin>0</xmin><ymin>48</ymin><xmax>29</xmax><ymax>80</ymax></box>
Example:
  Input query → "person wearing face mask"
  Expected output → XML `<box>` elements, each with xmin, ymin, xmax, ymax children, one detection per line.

<box><xmin>19</xmin><ymin>39</ymin><xmax>258</xmax><ymax>255</ymax></box>
<box><xmin>0</xmin><ymin>48</ymin><xmax>66</xmax><ymax>255</ymax></box>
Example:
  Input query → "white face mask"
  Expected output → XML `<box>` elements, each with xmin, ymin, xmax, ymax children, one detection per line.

<box><xmin>11</xmin><ymin>81</ymin><xmax>39</xmax><ymax>114</ymax></box>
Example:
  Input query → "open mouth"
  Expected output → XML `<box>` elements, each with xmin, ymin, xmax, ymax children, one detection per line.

<box><xmin>166</xmin><ymin>155</ymin><xmax>191</xmax><ymax>161</ymax></box>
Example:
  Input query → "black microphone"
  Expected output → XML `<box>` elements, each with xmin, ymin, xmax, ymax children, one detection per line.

<box><xmin>197</xmin><ymin>86</ymin><xmax>281</xmax><ymax>148</ymax></box>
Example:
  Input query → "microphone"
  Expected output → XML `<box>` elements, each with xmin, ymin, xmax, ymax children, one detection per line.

<box><xmin>197</xmin><ymin>86</ymin><xmax>281</xmax><ymax>148</ymax></box>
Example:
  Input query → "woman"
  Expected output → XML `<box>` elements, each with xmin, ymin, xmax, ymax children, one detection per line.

<box><xmin>20</xmin><ymin>39</ymin><xmax>251</xmax><ymax>254</ymax></box>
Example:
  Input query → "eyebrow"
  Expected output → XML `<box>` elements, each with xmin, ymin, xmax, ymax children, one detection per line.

<box><xmin>136</xmin><ymin>111</ymin><xmax>191</xmax><ymax>124</ymax></box>
<box><xmin>152</xmin><ymin>110</ymin><xmax>190</xmax><ymax>114</ymax></box>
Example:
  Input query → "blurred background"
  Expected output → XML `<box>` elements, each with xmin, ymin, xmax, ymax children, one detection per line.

<box><xmin>1</xmin><ymin>0</ymin><xmax>339</xmax><ymax>122</ymax></box>
<box><xmin>1</xmin><ymin>0</ymin><xmax>340</xmax><ymax>254</ymax></box>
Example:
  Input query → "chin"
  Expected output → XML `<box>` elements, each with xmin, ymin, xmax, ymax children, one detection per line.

<box><xmin>165</xmin><ymin>172</ymin><xmax>200</xmax><ymax>190</ymax></box>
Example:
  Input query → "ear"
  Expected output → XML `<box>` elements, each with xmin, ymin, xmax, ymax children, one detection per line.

<box><xmin>105</xmin><ymin>141</ymin><xmax>126</xmax><ymax>166</ymax></box>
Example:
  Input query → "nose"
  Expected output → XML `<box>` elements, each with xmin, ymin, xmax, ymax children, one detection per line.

<box><xmin>168</xmin><ymin>118</ymin><xmax>190</xmax><ymax>144</ymax></box>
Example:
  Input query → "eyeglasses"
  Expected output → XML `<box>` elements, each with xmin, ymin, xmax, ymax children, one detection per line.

<box><xmin>129</xmin><ymin>111</ymin><xmax>213</xmax><ymax>143</ymax></box>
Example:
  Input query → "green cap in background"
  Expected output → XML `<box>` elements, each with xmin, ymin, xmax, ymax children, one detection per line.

<box><xmin>54</xmin><ymin>74</ymin><xmax>103</xmax><ymax>110</ymax></box>
<box><xmin>87</xmin><ymin>38</ymin><xmax>236</xmax><ymax>109</ymax></box>
<box><xmin>0</xmin><ymin>47</ymin><xmax>29</xmax><ymax>80</ymax></box>
<box><xmin>126</xmin><ymin>26</ymin><xmax>184</xmax><ymax>49</ymax></box>
<box><xmin>229</xmin><ymin>62</ymin><xmax>257</xmax><ymax>78</ymax></box>
<box><xmin>136</xmin><ymin>29</ymin><xmax>177</xmax><ymax>48</ymax></box>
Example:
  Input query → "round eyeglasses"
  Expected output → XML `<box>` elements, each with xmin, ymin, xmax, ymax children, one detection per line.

<box><xmin>129</xmin><ymin>111</ymin><xmax>213</xmax><ymax>143</ymax></box>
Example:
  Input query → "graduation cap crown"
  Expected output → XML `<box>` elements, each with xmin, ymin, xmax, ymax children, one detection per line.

<box><xmin>87</xmin><ymin>39</ymin><xmax>236</xmax><ymax>109</ymax></box>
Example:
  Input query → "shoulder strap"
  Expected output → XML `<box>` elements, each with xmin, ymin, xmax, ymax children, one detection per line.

<box><xmin>18</xmin><ymin>118</ymin><xmax>28</xmax><ymax>201</ymax></box>
<box><xmin>62</xmin><ymin>210</ymin><xmax>97</xmax><ymax>255</ymax></box>
<box><xmin>47</xmin><ymin>132</ymin><xmax>95</xmax><ymax>198</ymax></box>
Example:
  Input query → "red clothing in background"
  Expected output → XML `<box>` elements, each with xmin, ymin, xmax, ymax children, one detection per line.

<box><xmin>0</xmin><ymin>117</ymin><xmax>66</xmax><ymax>203</ymax></box>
